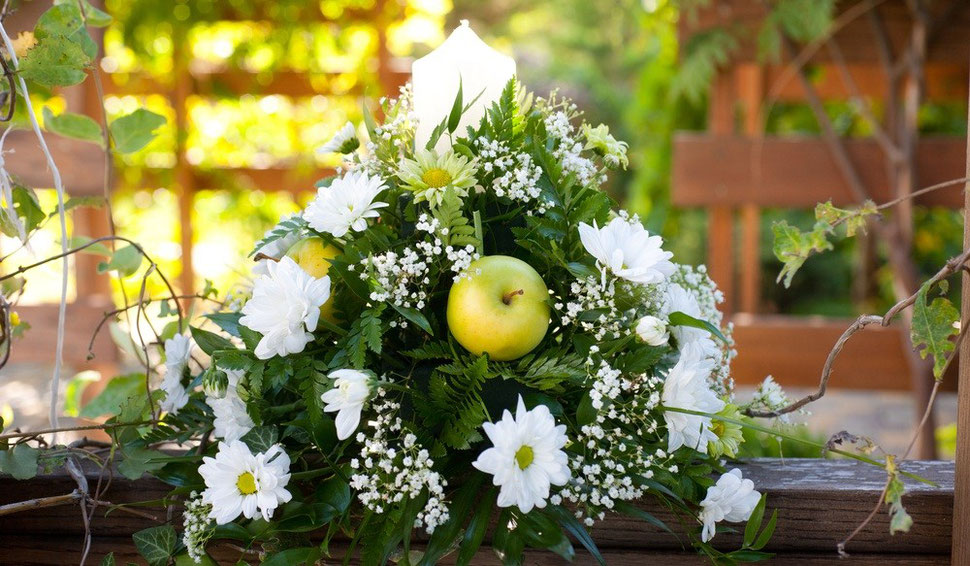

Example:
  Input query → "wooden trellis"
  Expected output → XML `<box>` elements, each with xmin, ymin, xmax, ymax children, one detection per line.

<box><xmin>0</xmin><ymin>1</ymin><xmax>408</xmax><ymax>372</ymax></box>
<box><xmin>675</xmin><ymin>0</ymin><xmax>970</xmax><ymax>460</ymax></box>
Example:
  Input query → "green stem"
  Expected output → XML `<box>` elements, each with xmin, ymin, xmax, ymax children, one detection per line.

<box><xmin>660</xmin><ymin>406</ymin><xmax>938</xmax><ymax>487</ymax></box>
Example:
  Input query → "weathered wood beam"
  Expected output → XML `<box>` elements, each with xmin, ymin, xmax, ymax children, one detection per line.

<box><xmin>730</xmin><ymin>314</ymin><xmax>956</xmax><ymax>391</ymax></box>
<box><xmin>4</xmin><ymin>132</ymin><xmax>105</xmax><ymax>196</ymax></box>
<box><xmin>0</xmin><ymin>459</ymin><xmax>953</xmax><ymax>564</ymax></box>
<box><xmin>672</xmin><ymin>134</ymin><xmax>966</xmax><ymax>208</ymax></box>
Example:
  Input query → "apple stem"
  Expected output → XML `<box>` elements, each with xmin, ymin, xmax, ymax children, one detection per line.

<box><xmin>253</xmin><ymin>252</ymin><xmax>281</xmax><ymax>263</ymax></box>
<box><xmin>502</xmin><ymin>289</ymin><xmax>524</xmax><ymax>305</ymax></box>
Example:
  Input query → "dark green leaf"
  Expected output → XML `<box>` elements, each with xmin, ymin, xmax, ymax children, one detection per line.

<box><xmin>547</xmin><ymin>505</ymin><xmax>606</xmax><ymax>565</ymax></box>
<box><xmin>100</xmin><ymin>553</ymin><xmax>115</xmax><ymax>566</ymax></box>
<box><xmin>743</xmin><ymin>494</ymin><xmax>767</xmax><ymax>548</ymax></box>
<box><xmin>132</xmin><ymin>525</ymin><xmax>176</xmax><ymax>566</ymax></box>
<box><xmin>668</xmin><ymin>311</ymin><xmax>727</xmax><ymax>343</ymax></box>
<box><xmin>391</xmin><ymin>303</ymin><xmax>433</xmax><ymax>336</ymax></box>
<box><xmin>614</xmin><ymin>500</ymin><xmax>673</xmax><ymax>535</ymax></box>
<box><xmin>241</xmin><ymin>425</ymin><xmax>279</xmax><ymax>454</ymax></box>
<box><xmin>447</xmin><ymin>78</ymin><xmax>463</xmax><ymax>133</ymax></box>
<box><xmin>189</xmin><ymin>326</ymin><xmax>235</xmax><ymax>357</ymax></box>
<box><xmin>456</xmin><ymin>488</ymin><xmax>497</xmax><ymax>566</ymax></box>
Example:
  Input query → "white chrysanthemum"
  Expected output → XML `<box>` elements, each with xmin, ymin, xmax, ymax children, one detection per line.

<box><xmin>198</xmin><ymin>440</ymin><xmax>292</xmax><ymax>525</ymax></box>
<box><xmin>208</xmin><ymin>369</ymin><xmax>254</xmax><ymax>443</ymax></box>
<box><xmin>664</xmin><ymin>283</ymin><xmax>721</xmax><ymax>360</ymax></box>
<box><xmin>317</xmin><ymin>121</ymin><xmax>359</xmax><ymax>155</ymax></box>
<box><xmin>578</xmin><ymin>217</ymin><xmax>675</xmax><ymax>285</ymax></box>
<box><xmin>240</xmin><ymin>256</ymin><xmax>331</xmax><ymax>360</ymax></box>
<box><xmin>699</xmin><ymin>468</ymin><xmax>761</xmax><ymax>542</ymax></box>
<box><xmin>472</xmin><ymin>396</ymin><xmax>570</xmax><ymax>513</ymax></box>
<box><xmin>159</xmin><ymin>334</ymin><xmax>193</xmax><ymax>414</ymax></box>
<box><xmin>303</xmin><ymin>170</ymin><xmax>388</xmax><ymax>238</ymax></box>
<box><xmin>635</xmin><ymin>315</ymin><xmax>669</xmax><ymax>346</ymax></box>
<box><xmin>662</xmin><ymin>343</ymin><xmax>725</xmax><ymax>454</ymax></box>
<box><xmin>321</xmin><ymin>369</ymin><xmax>371</xmax><ymax>440</ymax></box>
<box><xmin>252</xmin><ymin>214</ymin><xmax>302</xmax><ymax>276</ymax></box>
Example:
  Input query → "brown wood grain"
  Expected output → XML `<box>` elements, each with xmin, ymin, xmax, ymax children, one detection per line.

<box><xmin>3</xmin><ymin>132</ymin><xmax>106</xmax><ymax>196</ymax></box>
<box><xmin>0</xmin><ymin>460</ymin><xmax>953</xmax><ymax>564</ymax></box>
<box><xmin>671</xmin><ymin>134</ymin><xmax>966</xmax><ymax>208</ymax></box>
<box><xmin>730</xmin><ymin>314</ymin><xmax>957</xmax><ymax>391</ymax></box>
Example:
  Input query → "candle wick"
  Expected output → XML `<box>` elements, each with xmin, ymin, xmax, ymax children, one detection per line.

<box><xmin>460</xmin><ymin>19</ymin><xmax>469</xmax><ymax>28</ymax></box>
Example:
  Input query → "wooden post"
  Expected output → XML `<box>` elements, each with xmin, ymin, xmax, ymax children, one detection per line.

<box><xmin>736</xmin><ymin>64</ymin><xmax>763</xmax><ymax>314</ymax></box>
<box><xmin>707</xmin><ymin>71</ymin><xmax>735</xmax><ymax>314</ymax></box>
<box><xmin>951</xmin><ymin>60</ymin><xmax>970</xmax><ymax>565</ymax></box>
<box><xmin>172</xmin><ymin>36</ymin><xmax>195</xmax><ymax>297</ymax></box>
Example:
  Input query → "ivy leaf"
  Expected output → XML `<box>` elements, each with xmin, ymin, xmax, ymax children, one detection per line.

<box><xmin>109</xmin><ymin>109</ymin><xmax>166</xmax><ymax>154</ymax></box>
<box><xmin>42</xmin><ymin>106</ymin><xmax>102</xmax><ymax>145</ymax></box>
<box><xmin>668</xmin><ymin>311</ymin><xmax>728</xmax><ymax>343</ymax></box>
<box><xmin>772</xmin><ymin>220</ymin><xmax>833</xmax><ymax>288</ymax></box>
<box><xmin>117</xmin><ymin>446</ymin><xmax>167</xmax><ymax>480</ymax></box>
<box><xmin>97</xmin><ymin>245</ymin><xmax>143</xmax><ymax>276</ymax></box>
<box><xmin>18</xmin><ymin>37</ymin><xmax>90</xmax><ymax>87</ymax></box>
<box><xmin>241</xmin><ymin>425</ymin><xmax>279</xmax><ymax>454</ymax></box>
<box><xmin>911</xmin><ymin>284</ymin><xmax>960</xmax><ymax>379</ymax></box>
<box><xmin>35</xmin><ymin>3</ymin><xmax>97</xmax><ymax>57</ymax></box>
<box><xmin>133</xmin><ymin>525</ymin><xmax>176</xmax><ymax>566</ymax></box>
<box><xmin>100</xmin><ymin>553</ymin><xmax>115</xmax><ymax>566</ymax></box>
<box><xmin>0</xmin><ymin>443</ymin><xmax>39</xmax><ymax>479</ymax></box>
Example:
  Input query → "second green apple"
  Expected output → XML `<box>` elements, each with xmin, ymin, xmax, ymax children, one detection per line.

<box><xmin>447</xmin><ymin>255</ymin><xmax>551</xmax><ymax>361</ymax></box>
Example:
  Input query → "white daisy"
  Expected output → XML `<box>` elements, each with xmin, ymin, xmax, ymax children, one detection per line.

<box><xmin>317</xmin><ymin>121</ymin><xmax>359</xmax><ymax>155</ymax></box>
<box><xmin>664</xmin><ymin>283</ymin><xmax>721</xmax><ymax>360</ymax></box>
<box><xmin>635</xmin><ymin>315</ymin><xmax>669</xmax><ymax>346</ymax></box>
<box><xmin>662</xmin><ymin>342</ymin><xmax>725</xmax><ymax>454</ymax></box>
<box><xmin>303</xmin><ymin>170</ymin><xmax>388</xmax><ymax>238</ymax></box>
<box><xmin>159</xmin><ymin>334</ymin><xmax>193</xmax><ymax>414</ymax></box>
<box><xmin>578</xmin><ymin>217</ymin><xmax>675</xmax><ymax>286</ymax></box>
<box><xmin>208</xmin><ymin>369</ymin><xmax>255</xmax><ymax>443</ymax></box>
<box><xmin>240</xmin><ymin>256</ymin><xmax>332</xmax><ymax>360</ymax></box>
<box><xmin>198</xmin><ymin>440</ymin><xmax>292</xmax><ymax>525</ymax></box>
<box><xmin>699</xmin><ymin>468</ymin><xmax>762</xmax><ymax>542</ymax></box>
<box><xmin>472</xmin><ymin>396</ymin><xmax>570</xmax><ymax>513</ymax></box>
<box><xmin>252</xmin><ymin>213</ymin><xmax>302</xmax><ymax>277</ymax></box>
<box><xmin>321</xmin><ymin>369</ymin><xmax>371</xmax><ymax>441</ymax></box>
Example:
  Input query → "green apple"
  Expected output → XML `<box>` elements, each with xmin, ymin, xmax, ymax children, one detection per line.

<box><xmin>285</xmin><ymin>237</ymin><xmax>341</xmax><ymax>324</ymax></box>
<box><xmin>447</xmin><ymin>255</ymin><xmax>551</xmax><ymax>361</ymax></box>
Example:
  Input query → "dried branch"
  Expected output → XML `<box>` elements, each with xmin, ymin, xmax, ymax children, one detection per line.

<box><xmin>0</xmin><ymin>420</ymin><xmax>157</xmax><ymax>442</ymax></box>
<box><xmin>745</xmin><ymin>247</ymin><xmax>970</xmax><ymax>419</ymax></box>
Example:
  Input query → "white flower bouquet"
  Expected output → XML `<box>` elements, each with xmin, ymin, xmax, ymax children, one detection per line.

<box><xmin>131</xmin><ymin>77</ymin><xmax>783</xmax><ymax>565</ymax></box>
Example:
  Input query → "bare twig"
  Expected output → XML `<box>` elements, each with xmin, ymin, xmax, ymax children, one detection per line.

<box><xmin>0</xmin><ymin>492</ymin><xmax>83</xmax><ymax>516</ymax></box>
<box><xmin>0</xmin><ymin>420</ymin><xmax>157</xmax><ymax>442</ymax></box>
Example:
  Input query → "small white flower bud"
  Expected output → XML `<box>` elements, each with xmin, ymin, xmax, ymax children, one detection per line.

<box><xmin>635</xmin><ymin>315</ymin><xmax>669</xmax><ymax>346</ymax></box>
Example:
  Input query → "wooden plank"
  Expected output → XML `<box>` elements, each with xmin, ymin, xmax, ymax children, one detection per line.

<box><xmin>672</xmin><ymin>134</ymin><xmax>966</xmax><ymax>208</ymax></box>
<box><xmin>736</xmin><ymin>65</ymin><xmax>764</xmax><ymax>314</ymax></box>
<box><xmin>730</xmin><ymin>314</ymin><xmax>957</xmax><ymax>391</ymax></box>
<box><xmin>763</xmin><ymin>62</ymin><xmax>968</xmax><ymax>103</ymax></box>
<box><xmin>0</xmin><ymin>459</ymin><xmax>954</xmax><ymax>561</ymax></box>
<box><xmin>192</xmin><ymin>166</ymin><xmax>335</xmax><ymax>192</ymax></box>
<box><xmin>679</xmin><ymin>0</ymin><xmax>970</xmax><ymax>66</ymax></box>
<box><xmin>3</xmin><ymin>132</ymin><xmax>105</xmax><ymax>196</ymax></box>
<box><xmin>102</xmin><ymin>68</ymin><xmax>412</xmax><ymax>98</ymax></box>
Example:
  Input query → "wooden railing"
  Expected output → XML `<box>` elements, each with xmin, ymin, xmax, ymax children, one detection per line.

<box><xmin>0</xmin><ymin>459</ymin><xmax>955</xmax><ymax>565</ymax></box>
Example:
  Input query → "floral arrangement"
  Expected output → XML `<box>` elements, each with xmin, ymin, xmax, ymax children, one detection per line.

<box><xmin>96</xmin><ymin>80</ymin><xmax>777</xmax><ymax>565</ymax></box>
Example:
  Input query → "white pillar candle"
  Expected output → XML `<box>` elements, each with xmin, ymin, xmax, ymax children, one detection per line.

<box><xmin>411</xmin><ymin>20</ymin><xmax>516</xmax><ymax>151</ymax></box>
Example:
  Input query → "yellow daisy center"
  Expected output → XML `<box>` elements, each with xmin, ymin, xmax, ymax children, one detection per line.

<box><xmin>236</xmin><ymin>471</ymin><xmax>258</xmax><ymax>495</ymax></box>
<box><xmin>514</xmin><ymin>445</ymin><xmax>534</xmax><ymax>470</ymax></box>
<box><xmin>421</xmin><ymin>168</ymin><xmax>452</xmax><ymax>188</ymax></box>
<box><xmin>711</xmin><ymin>420</ymin><xmax>725</xmax><ymax>437</ymax></box>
